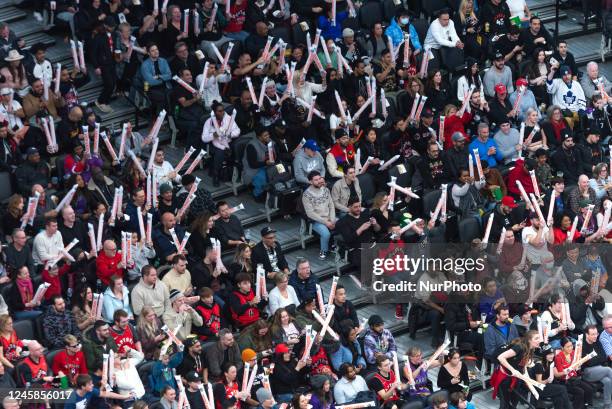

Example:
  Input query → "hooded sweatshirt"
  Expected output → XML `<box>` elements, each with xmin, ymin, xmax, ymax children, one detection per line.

<box><xmin>293</xmin><ymin>149</ymin><xmax>326</xmax><ymax>185</ymax></box>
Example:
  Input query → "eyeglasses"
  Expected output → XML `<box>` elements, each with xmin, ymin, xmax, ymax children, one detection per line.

<box><xmin>68</xmin><ymin>343</ymin><xmax>80</xmax><ymax>348</ymax></box>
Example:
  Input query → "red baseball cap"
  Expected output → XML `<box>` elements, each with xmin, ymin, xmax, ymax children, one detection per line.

<box><xmin>516</xmin><ymin>78</ymin><xmax>528</xmax><ymax>87</ymax></box>
<box><xmin>275</xmin><ymin>343</ymin><xmax>290</xmax><ymax>354</ymax></box>
<box><xmin>501</xmin><ymin>196</ymin><xmax>518</xmax><ymax>208</ymax></box>
<box><xmin>494</xmin><ymin>83</ymin><xmax>507</xmax><ymax>95</ymax></box>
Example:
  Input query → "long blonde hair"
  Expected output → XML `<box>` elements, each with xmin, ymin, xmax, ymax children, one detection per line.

<box><xmin>136</xmin><ymin>306</ymin><xmax>159</xmax><ymax>340</ymax></box>
<box><xmin>458</xmin><ymin>0</ymin><xmax>476</xmax><ymax>23</ymax></box>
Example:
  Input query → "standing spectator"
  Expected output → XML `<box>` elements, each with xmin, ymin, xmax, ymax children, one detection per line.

<box><xmin>202</xmin><ymin>101</ymin><xmax>241</xmax><ymax>187</ymax></box>
<box><xmin>302</xmin><ymin>171</ymin><xmax>336</xmax><ymax>259</ymax></box>
<box><xmin>91</xmin><ymin>18</ymin><xmax>118</xmax><ymax>113</ymax></box>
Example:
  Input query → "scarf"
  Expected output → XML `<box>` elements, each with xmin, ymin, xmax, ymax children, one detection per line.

<box><xmin>16</xmin><ymin>277</ymin><xmax>33</xmax><ymax>309</ymax></box>
<box><xmin>551</xmin><ymin>119</ymin><xmax>567</xmax><ymax>142</ymax></box>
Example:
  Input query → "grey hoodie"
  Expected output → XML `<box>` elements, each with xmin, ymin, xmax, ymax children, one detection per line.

<box><xmin>293</xmin><ymin>149</ymin><xmax>326</xmax><ymax>185</ymax></box>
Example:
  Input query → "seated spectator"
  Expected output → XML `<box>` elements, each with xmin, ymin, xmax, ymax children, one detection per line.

<box><xmin>72</xmin><ymin>285</ymin><xmax>95</xmax><ymax>332</ymax></box>
<box><xmin>42</xmin><ymin>295</ymin><xmax>81</xmax><ymax>349</ymax></box>
<box><xmin>215</xmin><ymin>201</ymin><xmax>246</xmax><ymax>250</ymax></box>
<box><xmin>1</xmin><ymin>50</ymin><xmax>29</xmax><ymax>98</ymax></box>
<box><xmin>0</xmin><ymin>314</ymin><xmax>24</xmax><ymax>369</ymax></box>
<box><xmin>204</xmin><ymin>329</ymin><xmax>243</xmax><ymax>381</ymax></box>
<box><xmin>96</xmin><ymin>239</ymin><xmax>126</xmax><ymax>286</ymax></box>
<box><xmin>293</xmin><ymin>139</ymin><xmax>326</xmax><ymax>187</ymax></box>
<box><xmin>331</xmin><ymin>320</ymin><xmax>366</xmax><ymax>372</ymax></box>
<box><xmin>162</xmin><ymin>254</ymin><xmax>193</xmax><ymax>296</ymax></box>
<box><xmin>546</xmin><ymin>65</ymin><xmax>586</xmax><ymax>120</ymax></box>
<box><xmin>112</xmin><ymin>347</ymin><xmax>146</xmax><ymax>400</ymax></box>
<box><xmin>81</xmin><ymin>320</ymin><xmax>118</xmax><ymax>373</ymax></box>
<box><xmin>135</xmin><ymin>306</ymin><xmax>166</xmax><ymax>361</ymax></box>
<box><xmin>151</xmin><ymin>348</ymin><xmax>184</xmax><ymax>396</ymax></box>
<box><xmin>326</xmin><ymin>132</ymin><xmax>355</xmax><ymax>180</ymax></box>
<box><xmin>580</xmin><ymin>61</ymin><xmax>612</xmax><ymax>101</ymax></box>
<box><xmin>16</xmin><ymin>147</ymin><xmax>51</xmax><ymax>197</ymax></box>
<box><xmin>7</xmin><ymin>266</ymin><xmax>43</xmax><ymax>321</ymax></box>
<box><xmin>568</xmin><ymin>175</ymin><xmax>600</xmax><ymax>216</ymax></box>
<box><xmin>270</xmin><ymin>307</ymin><xmax>302</xmax><ymax>347</ymax></box>
<box><xmin>367</xmin><ymin>354</ymin><xmax>408</xmax><ymax>407</ymax></box>
<box><xmin>202</xmin><ymin>101</ymin><xmax>241</xmax><ymax>187</ymax></box>
<box><xmin>484</xmin><ymin>305</ymin><xmax>519</xmax><ymax>360</ymax></box>
<box><xmin>363</xmin><ymin>315</ymin><xmax>397</xmax><ymax>367</ymax></box>
<box><xmin>554</xmin><ymin>337</ymin><xmax>595</xmax><ymax>408</ymax></box>
<box><xmin>110</xmin><ymin>309</ymin><xmax>142</xmax><ymax>355</ymax></box>
<box><xmin>552</xmin><ymin>133</ymin><xmax>590</xmax><ymax>186</ymax></box>
<box><xmin>163</xmin><ymin>289</ymin><xmax>203</xmax><ymax>341</ymax></box>
<box><xmin>336</xmin><ymin>198</ymin><xmax>380</xmax><ymax>268</ymax></box>
<box><xmin>228</xmin><ymin>273</ymin><xmax>265</xmax><ymax>330</ymax></box>
<box><xmin>237</xmin><ymin>319</ymin><xmax>273</xmax><ymax>361</ymax></box>
<box><xmin>267</xmin><ymin>272</ymin><xmax>300</xmax><ymax>316</ymax></box>
<box><xmin>131</xmin><ymin>265</ymin><xmax>171</xmax><ymax>318</ymax></box>
<box><xmin>242</xmin><ymin>128</ymin><xmax>276</xmax><ymax>201</ymax></box>
<box><xmin>251</xmin><ymin>226</ymin><xmax>290</xmax><ymax>283</ymax></box>
<box><xmin>437</xmin><ymin>348</ymin><xmax>472</xmax><ymax>401</ymax></box>
<box><xmin>483</xmin><ymin>52</ymin><xmax>514</xmax><ymax>99</ymax></box>
<box><xmin>140</xmin><ymin>42</ymin><xmax>172</xmax><ymax>114</ymax></box>
<box><xmin>52</xmin><ymin>334</ymin><xmax>88</xmax><ymax>387</ymax></box>
<box><xmin>424</xmin><ymin>9</ymin><xmax>464</xmax><ymax>72</ymax></box>
<box><xmin>331</xmin><ymin>166</ymin><xmax>361</xmax><ymax>217</ymax></box>
<box><xmin>153</xmin><ymin>212</ymin><xmax>187</xmax><ymax>264</ymax></box>
<box><xmin>102</xmin><ymin>275</ymin><xmax>133</xmax><ymax>322</ymax></box>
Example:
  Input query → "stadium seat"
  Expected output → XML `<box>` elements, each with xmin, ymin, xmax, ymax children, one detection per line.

<box><xmin>357</xmin><ymin>173</ymin><xmax>376</xmax><ymax>207</ymax></box>
<box><xmin>423</xmin><ymin>190</ymin><xmax>442</xmax><ymax>216</ymax></box>
<box><xmin>458</xmin><ymin>218</ymin><xmax>481</xmax><ymax>243</ymax></box>
<box><xmin>359</xmin><ymin>2</ymin><xmax>383</xmax><ymax>29</ymax></box>
<box><xmin>0</xmin><ymin>172</ymin><xmax>13</xmax><ymax>204</ymax></box>
<box><xmin>13</xmin><ymin>319</ymin><xmax>35</xmax><ymax>340</ymax></box>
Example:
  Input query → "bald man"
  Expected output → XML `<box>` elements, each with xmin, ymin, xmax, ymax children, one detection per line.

<box><xmin>152</xmin><ymin>212</ymin><xmax>187</xmax><ymax>263</ymax></box>
<box><xmin>96</xmin><ymin>239</ymin><xmax>126</xmax><ymax>285</ymax></box>
<box><xmin>18</xmin><ymin>341</ymin><xmax>55</xmax><ymax>385</ymax></box>
<box><xmin>59</xmin><ymin>206</ymin><xmax>88</xmax><ymax>260</ymax></box>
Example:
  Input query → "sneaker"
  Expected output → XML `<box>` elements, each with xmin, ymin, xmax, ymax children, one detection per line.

<box><xmin>395</xmin><ymin>304</ymin><xmax>404</xmax><ymax>320</ymax></box>
<box><xmin>34</xmin><ymin>12</ymin><xmax>43</xmax><ymax>22</ymax></box>
<box><xmin>319</xmin><ymin>251</ymin><xmax>327</xmax><ymax>260</ymax></box>
<box><xmin>95</xmin><ymin>101</ymin><xmax>113</xmax><ymax>113</ymax></box>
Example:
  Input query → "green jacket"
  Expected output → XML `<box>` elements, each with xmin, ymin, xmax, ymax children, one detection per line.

<box><xmin>81</xmin><ymin>327</ymin><xmax>118</xmax><ymax>373</ymax></box>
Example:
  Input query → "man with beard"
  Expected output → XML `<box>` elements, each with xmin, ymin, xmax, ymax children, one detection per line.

<box><xmin>87</xmin><ymin>166</ymin><xmax>116</xmax><ymax>208</ymax></box>
<box><xmin>336</xmin><ymin>198</ymin><xmax>380</xmax><ymax>268</ymax></box>
<box><xmin>551</xmin><ymin>133</ymin><xmax>590</xmax><ymax>185</ymax></box>
<box><xmin>302</xmin><ymin>171</ymin><xmax>336</xmax><ymax>259</ymax></box>
<box><xmin>486</xmin><ymin>196</ymin><xmax>526</xmax><ymax>242</ymax></box>
<box><xmin>445</xmin><ymin>132</ymin><xmax>470</xmax><ymax>180</ymax></box>
<box><xmin>488</xmin><ymin>84</ymin><xmax>517</xmax><ymax>128</ymax></box>
<box><xmin>518</xmin><ymin>16</ymin><xmax>553</xmax><ymax>57</ymax></box>
<box><xmin>547</xmin><ymin>65</ymin><xmax>586</xmax><ymax>118</ymax></box>
<box><xmin>334</xmin><ymin>363</ymin><xmax>369</xmax><ymax>404</ymax></box>
<box><xmin>22</xmin><ymin>77</ymin><xmax>63</xmax><ymax>121</ymax></box>
<box><xmin>215</xmin><ymin>201</ymin><xmax>246</xmax><ymax>249</ymax></box>
<box><xmin>81</xmin><ymin>320</ymin><xmax>119</xmax><ymax>373</ymax></box>
<box><xmin>414</xmin><ymin>141</ymin><xmax>449</xmax><ymax>192</ymax></box>
<box><xmin>464</xmin><ymin>90</ymin><xmax>491</xmax><ymax>137</ymax></box>
<box><xmin>494</xmin><ymin>26</ymin><xmax>523</xmax><ymax>72</ymax></box>
<box><xmin>483</xmin><ymin>305</ymin><xmax>519</xmax><ymax>360</ymax></box>
<box><xmin>325</xmin><ymin>131</ymin><xmax>355</xmax><ymax>179</ymax></box>
<box><xmin>152</xmin><ymin>212</ymin><xmax>186</xmax><ymax>264</ymax></box>
<box><xmin>177</xmin><ymin>338</ymin><xmax>208</xmax><ymax>380</ymax></box>
<box><xmin>242</xmin><ymin>128</ymin><xmax>276</xmax><ymax>201</ymax></box>
<box><xmin>43</xmin><ymin>296</ymin><xmax>81</xmax><ymax>350</ymax></box>
<box><xmin>497</xmin><ymin>229</ymin><xmax>528</xmax><ymax>276</ymax></box>
<box><xmin>483</xmin><ymin>52</ymin><xmax>514</xmax><ymax>98</ymax></box>
<box><xmin>55</xmin><ymin>67</ymin><xmax>88</xmax><ymax>117</ymax></box>
<box><xmin>233</xmin><ymin>89</ymin><xmax>257</xmax><ymax>136</ymax></box>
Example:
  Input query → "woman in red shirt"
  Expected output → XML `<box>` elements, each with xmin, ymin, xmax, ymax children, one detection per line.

<box><xmin>442</xmin><ymin>104</ymin><xmax>473</xmax><ymax>150</ymax></box>
<box><xmin>554</xmin><ymin>337</ymin><xmax>595</xmax><ymax>409</ymax></box>
<box><xmin>0</xmin><ymin>314</ymin><xmax>24</xmax><ymax>370</ymax></box>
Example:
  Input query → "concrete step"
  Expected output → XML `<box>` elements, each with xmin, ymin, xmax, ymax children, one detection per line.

<box><xmin>0</xmin><ymin>6</ymin><xmax>27</xmax><ymax>23</ymax></box>
<box><xmin>21</xmin><ymin>32</ymin><xmax>56</xmax><ymax>48</ymax></box>
<box><xmin>11</xmin><ymin>16</ymin><xmax>47</xmax><ymax>38</ymax></box>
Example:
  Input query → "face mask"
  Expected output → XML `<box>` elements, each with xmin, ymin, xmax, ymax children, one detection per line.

<box><xmin>400</xmin><ymin>17</ymin><xmax>409</xmax><ymax>25</ymax></box>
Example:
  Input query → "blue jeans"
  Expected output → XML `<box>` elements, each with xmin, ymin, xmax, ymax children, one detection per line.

<box><xmin>312</xmin><ymin>222</ymin><xmax>331</xmax><ymax>252</ymax></box>
<box><xmin>225</xmin><ymin>31</ymin><xmax>249</xmax><ymax>43</ymax></box>
<box><xmin>214</xmin><ymin>293</ymin><xmax>225</xmax><ymax>309</ymax></box>
<box><xmin>252</xmin><ymin>167</ymin><xmax>268</xmax><ymax>198</ymax></box>
<box><xmin>14</xmin><ymin>309</ymin><xmax>42</xmax><ymax>321</ymax></box>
